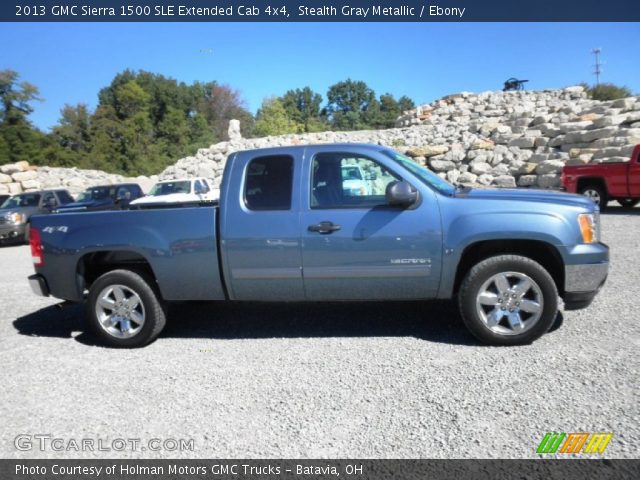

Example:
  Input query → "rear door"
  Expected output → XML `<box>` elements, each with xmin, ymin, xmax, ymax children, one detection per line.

<box><xmin>300</xmin><ymin>146</ymin><xmax>442</xmax><ymax>300</ymax></box>
<box><xmin>220</xmin><ymin>150</ymin><xmax>304</xmax><ymax>301</ymax></box>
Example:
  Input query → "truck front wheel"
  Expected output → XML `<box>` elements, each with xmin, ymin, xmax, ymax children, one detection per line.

<box><xmin>458</xmin><ymin>255</ymin><xmax>558</xmax><ymax>346</ymax></box>
<box><xmin>86</xmin><ymin>269</ymin><xmax>166</xmax><ymax>348</ymax></box>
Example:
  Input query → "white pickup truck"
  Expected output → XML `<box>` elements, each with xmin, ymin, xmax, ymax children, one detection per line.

<box><xmin>130</xmin><ymin>178</ymin><xmax>215</xmax><ymax>206</ymax></box>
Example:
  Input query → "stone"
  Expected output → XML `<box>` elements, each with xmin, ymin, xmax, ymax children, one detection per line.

<box><xmin>517</xmin><ymin>175</ymin><xmax>538</xmax><ymax>187</ymax></box>
<box><xmin>536</xmin><ymin>160</ymin><xmax>565</xmax><ymax>175</ymax></box>
<box><xmin>518</xmin><ymin>163</ymin><xmax>538</xmax><ymax>175</ymax></box>
<box><xmin>228</xmin><ymin>119</ymin><xmax>242</xmax><ymax>141</ymax></box>
<box><xmin>508</xmin><ymin>137</ymin><xmax>535</xmax><ymax>149</ymax></box>
<box><xmin>21</xmin><ymin>179</ymin><xmax>41</xmax><ymax>190</ymax></box>
<box><xmin>477</xmin><ymin>174</ymin><xmax>494</xmax><ymax>186</ymax></box>
<box><xmin>406</xmin><ymin>145</ymin><xmax>449</xmax><ymax>158</ymax></box>
<box><xmin>458</xmin><ymin>172</ymin><xmax>478</xmax><ymax>184</ymax></box>
<box><xmin>492</xmin><ymin>175</ymin><xmax>516</xmax><ymax>188</ymax></box>
<box><xmin>470</xmin><ymin>162</ymin><xmax>492</xmax><ymax>175</ymax></box>
<box><xmin>472</xmin><ymin>139</ymin><xmax>494</xmax><ymax>150</ymax></box>
<box><xmin>429</xmin><ymin>159</ymin><xmax>455</xmax><ymax>172</ymax></box>
<box><xmin>446</xmin><ymin>169</ymin><xmax>461</xmax><ymax>184</ymax></box>
<box><xmin>7</xmin><ymin>182</ymin><xmax>22</xmax><ymax>194</ymax></box>
<box><xmin>11</xmin><ymin>170</ymin><xmax>37</xmax><ymax>182</ymax></box>
<box><xmin>537</xmin><ymin>174</ymin><xmax>561</xmax><ymax>189</ymax></box>
<box><xmin>0</xmin><ymin>173</ymin><xmax>12</xmax><ymax>184</ymax></box>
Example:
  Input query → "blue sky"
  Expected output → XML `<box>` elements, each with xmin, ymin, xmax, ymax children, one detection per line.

<box><xmin>2</xmin><ymin>22</ymin><xmax>639</xmax><ymax>131</ymax></box>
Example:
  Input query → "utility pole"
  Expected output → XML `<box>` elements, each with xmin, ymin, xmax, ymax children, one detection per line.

<box><xmin>592</xmin><ymin>48</ymin><xmax>602</xmax><ymax>85</ymax></box>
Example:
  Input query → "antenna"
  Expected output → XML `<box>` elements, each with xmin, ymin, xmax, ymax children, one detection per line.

<box><xmin>592</xmin><ymin>48</ymin><xmax>603</xmax><ymax>85</ymax></box>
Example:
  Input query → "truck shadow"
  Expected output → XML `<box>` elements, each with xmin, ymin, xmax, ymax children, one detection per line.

<box><xmin>602</xmin><ymin>206</ymin><xmax>640</xmax><ymax>216</ymax></box>
<box><xmin>12</xmin><ymin>300</ymin><xmax>477</xmax><ymax>346</ymax></box>
<box><xmin>13</xmin><ymin>300</ymin><xmax>564</xmax><ymax>347</ymax></box>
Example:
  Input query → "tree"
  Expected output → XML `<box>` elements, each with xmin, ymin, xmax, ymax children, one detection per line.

<box><xmin>587</xmin><ymin>83</ymin><xmax>633</xmax><ymax>101</ymax></box>
<box><xmin>326</xmin><ymin>79</ymin><xmax>377</xmax><ymax>130</ymax></box>
<box><xmin>197</xmin><ymin>83</ymin><xmax>254</xmax><ymax>140</ymax></box>
<box><xmin>281</xmin><ymin>87</ymin><xmax>325</xmax><ymax>132</ymax></box>
<box><xmin>0</xmin><ymin>69</ymin><xmax>44</xmax><ymax>164</ymax></box>
<box><xmin>254</xmin><ymin>97</ymin><xmax>298</xmax><ymax>136</ymax></box>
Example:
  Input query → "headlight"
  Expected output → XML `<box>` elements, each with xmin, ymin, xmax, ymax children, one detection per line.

<box><xmin>578</xmin><ymin>213</ymin><xmax>599</xmax><ymax>244</ymax></box>
<box><xmin>7</xmin><ymin>212</ymin><xmax>25</xmax><ymax>224</ymax></box>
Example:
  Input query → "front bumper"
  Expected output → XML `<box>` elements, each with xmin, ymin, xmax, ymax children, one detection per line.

<box><xmin>563</xmin><ymin>243</ymin><xmax>609</xmax><ymax>310</ymax></box>
<box><xmin>0</xmin><ymin>223</ymin><xmax>26</xmax><ymax>241</ymax></box>
<box><xmin>28</xmin><ymin>274</ymin><xmax>50</xmax><ymax>297</ymax></box>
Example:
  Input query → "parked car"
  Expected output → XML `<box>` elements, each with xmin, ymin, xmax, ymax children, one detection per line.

<box><xmin>28</xmin><ymin>144</ymin><xmax>608</xmax><ymax>348</ymax></box>
<box><xmin>0</xmin><ymin>189</ymin><xmax>74</xmax><ymax>243</ymax></box>
<box><xmin>55</xmin><ymin>183</ymin><xmax>143</xmax><ymax>213</ymax></box>
<box><xmin>130</xmin><ymin>178</ymin><xmax>215</xmax><ymax>206</ymax></box>
<box><xmin>561</xmin><ymin>144</ymin><xmax>640</xmax><ymax>210</ymax></box>
<box><xmin>0</xmin><ymin>194</ymin><xmax>10</xmax><ymax>206</ymax></box>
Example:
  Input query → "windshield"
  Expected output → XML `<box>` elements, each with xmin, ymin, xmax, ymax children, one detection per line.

<box><xmin>341</xmin><ymin>166</ymin><xmax>363</xmax><ymax>181</ymax></box>
<box><xmin>382</xmin><ymin>149</ymin><xmax>456</xmax><ymax>195</ymax></box>
<box><xmin>149</xmin><ymin>181</ymin><xmax>191</xmax><ymax>196</ymax></box>
<box><xmin>78</xmin><ymin>187</ymin><xmax>111</xmax><ymax>201</ymax></box>
<box><xmin>1</xmin><ymin>193</ymin><xmax>41</xmax><ymax>209</ymax></box>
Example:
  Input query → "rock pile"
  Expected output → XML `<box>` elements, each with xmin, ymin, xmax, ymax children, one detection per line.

<box><xmin>1</xmin><ymin>86</ymin><xmax>639</xmax><ymax>197</ymax></box>
<box><xmin>159</xmin><ymin>86</ymin><xmax>640</xmax><ymax>193</ymax></box>
<box><xmin>0</xmin><ymin>161</ymin><xmax>155</xmax><ymax>196</ymax></box>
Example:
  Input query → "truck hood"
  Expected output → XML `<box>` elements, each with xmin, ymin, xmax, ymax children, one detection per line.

<box><xmin>458</xmin><ymin>188</ymin><xmax>595</xmax><ymax>210</ymax></box>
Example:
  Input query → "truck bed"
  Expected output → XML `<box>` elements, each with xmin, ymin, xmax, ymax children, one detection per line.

<box><xmin>30</xmin><ymin>205</ymin><xmax>225</xmax><ymax>302</ymax></box>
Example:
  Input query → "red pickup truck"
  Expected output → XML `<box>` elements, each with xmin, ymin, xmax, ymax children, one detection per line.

<box><xmin>561</xmin><ymin>144</ymin><xmax>640</xmax><ymax>210</ymax></box>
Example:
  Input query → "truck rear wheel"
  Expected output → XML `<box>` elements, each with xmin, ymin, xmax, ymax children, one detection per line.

<box><xmin>579</xmin><ymin>184</ymin><xmax>607</xmax><ymax>211</ymax></box>
<box><xmin>86</xmin><ymin>269</ymin><xmax>166</xmax><ymax>348</ymax></box>
<box><xmin>458</xmin><ymin>255</ymin><xmax>558</xmax><ymax>346</ymax></box>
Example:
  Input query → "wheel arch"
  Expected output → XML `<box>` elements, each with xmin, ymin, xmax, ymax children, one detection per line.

<box><xmin>452</xmin><ymin>239</ymin><xmax>565</xmax><ymax>296</ymax></box>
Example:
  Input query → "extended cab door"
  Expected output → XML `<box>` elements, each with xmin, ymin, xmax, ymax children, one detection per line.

<box><xmin>300</xmin><ymin>146</ymin><xmax>442</xmax><ymax>300</ymax></box>
<box><xmin>219</xmin><ymin>150</ymin><xmax>304</xmax><ymax>301</ymax></box>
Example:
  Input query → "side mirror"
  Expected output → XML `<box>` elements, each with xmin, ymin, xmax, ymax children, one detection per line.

<box><xmin>386</xmin><ymin>181</ymin><xmax>418</xmax><ymax>208</ymax></box>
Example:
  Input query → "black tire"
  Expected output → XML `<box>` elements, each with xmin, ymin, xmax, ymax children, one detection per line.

<box><xmin>579</xmin><ymin>184</ymin><xmax>608</xmax><ymax>211</ymax></box>
<box><xmin>617</xmin><ymin>198</ymin><xmax>639</xmax><ymax>209</ymax></box>
<box><xmin>86</xmin><ymin>269</ymin><xmax>166</xmax><ymax>348</ymax></box>
<box><xmin>458</xmin><ymin>255</ymin><xmax>558</xmax><ymax>346</ymax></box>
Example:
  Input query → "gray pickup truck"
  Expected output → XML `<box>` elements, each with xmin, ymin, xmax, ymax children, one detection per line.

<box><xmin>28</xmin><ymin>144</ymin><xmax>609</xmax><ymax>347</ymax></box>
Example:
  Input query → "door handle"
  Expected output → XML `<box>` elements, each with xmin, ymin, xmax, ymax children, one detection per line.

<box><xmin>308</xmin><ymin>221</ymin><xmax>341</xmax><ymax>234</ymax></box>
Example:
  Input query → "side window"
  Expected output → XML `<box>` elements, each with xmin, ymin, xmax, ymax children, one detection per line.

<box><xmin>201</xmin><ymin>179</ymin><xmax>210</xmax><ymax>193</ymax></box>
<box><xmin>244</xmin><ymin>155</ymin><xmax>293</xmax><ymax>211</ymax></box>
<box><xmin>311</xmin><ymin>153</ymin><xmax>399</xmax><ymax>209</ymax></box>
<box><xmin>41</xmin><ymin>192</ymin><xmax>57</xmax><ymax>208</ymax></box>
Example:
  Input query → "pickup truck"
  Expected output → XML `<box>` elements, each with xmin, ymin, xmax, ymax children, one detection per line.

<box><xmin>130</xmin><ymin>177</ymin><xmax>215</xmax><ymax>206</ymax></box>
<box><xmin>561</xmin><ymin>144</ymin><xmax>640</xmax><ymax>210</ymax></box>
<box><xmin>55</xmin><ymin>183</ymin><xmax>144</xmax><ymax>213</ymax></box>
<box><xmin>27</xmin><ymin>144</ymin><xmax>609</xmax><ymax>348</ymax></box>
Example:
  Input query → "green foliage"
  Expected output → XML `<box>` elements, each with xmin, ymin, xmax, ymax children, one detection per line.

<box><xmin>586</xmin><ymin>83</ymin><xmax>633</xmax><ymax>101</ymax></box>
<box><xmin>281</xmin><ymin>87</ymin><xmax>326</xmax><ymax>132</ymax></box>
<box><xmin>0</xmin><ymin>69</ymin><xmax>45</xmax><ymax>164</ymax></box>
<box><xmin>254</xmin><ymin>97</ymin><xmax>298</xmax><ymax>136</ymax></box>
<box><xmin>1</xmin><ymin>69</ymin><xmax>418</xmax><ymax>176</ymax></box>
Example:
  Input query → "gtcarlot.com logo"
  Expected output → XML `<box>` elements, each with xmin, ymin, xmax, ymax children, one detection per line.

<box><xmin>14</xmin><ymin>434</ymin><xmax>195</xmax><ymax>452</ymax></box>
<box><xmin>537</xmin><ymin>432</ymin><xmax>612</xmax><ymax>454</ymax></box>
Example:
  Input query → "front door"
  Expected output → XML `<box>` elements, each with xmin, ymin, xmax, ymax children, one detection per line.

<box><xmin>300</xmin><ymin>147</ymin><xmax>442</xmax><ymax>300</ymax></box>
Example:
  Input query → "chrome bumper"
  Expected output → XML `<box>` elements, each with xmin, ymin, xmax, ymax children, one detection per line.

<box><xmin>565</xmin><ymin>262</ymin><xmax>609</xmax><ymax>293</ymax></box>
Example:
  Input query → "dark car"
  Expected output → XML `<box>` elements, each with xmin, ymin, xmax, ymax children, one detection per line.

<box><xmin>0</xmin><ymin>189</ymin><xmax>74</xmax><ymax>243</ymax></box>
<box><xmin>55</xmin><ymin>183</ymin><xmax>144</xmax><ymax>213</ymax></box>
<box><xmin>0</xmin><ymin>194</ymin><xmax>9</xmax><ymax>205</ymax></box>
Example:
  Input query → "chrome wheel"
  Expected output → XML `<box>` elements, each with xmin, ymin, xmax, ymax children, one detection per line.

<box><xmin>582</xmin><ymin>188</ymin><xmax>601</xmax><ymax>205</ymax></box>
<box><xmin>475</xmin><ymin>271</ymin><xmax>543</xmax><ymax>336</ymax></box>
<box><xmin>95</xmin><ymin>284</ymin><xmax>145</xmax><ymax>339</ymax></box>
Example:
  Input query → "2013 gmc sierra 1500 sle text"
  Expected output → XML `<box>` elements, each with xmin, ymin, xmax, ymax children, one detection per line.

<box><xmin>27</xmin><ymin>144</ymin><xmax>609</xmax><ymax>347</ymax></box>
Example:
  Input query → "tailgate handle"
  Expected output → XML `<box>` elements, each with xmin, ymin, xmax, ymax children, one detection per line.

<box><xmin>308</xmin><ymin>221</ymin><xmax>341</xmax><ymax>234</ymax></box>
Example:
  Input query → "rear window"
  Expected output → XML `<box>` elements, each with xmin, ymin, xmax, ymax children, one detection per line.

<box><xmin>244</xmin><ymin>155</ymin><xmax>293</xmax><ymax>211</ymax></box>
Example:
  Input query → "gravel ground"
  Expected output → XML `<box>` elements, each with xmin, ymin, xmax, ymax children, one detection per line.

<box><xmin>0</xmin><ymin>208</ymin><xmax>638</xmax><ymax>459</ymax></box>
